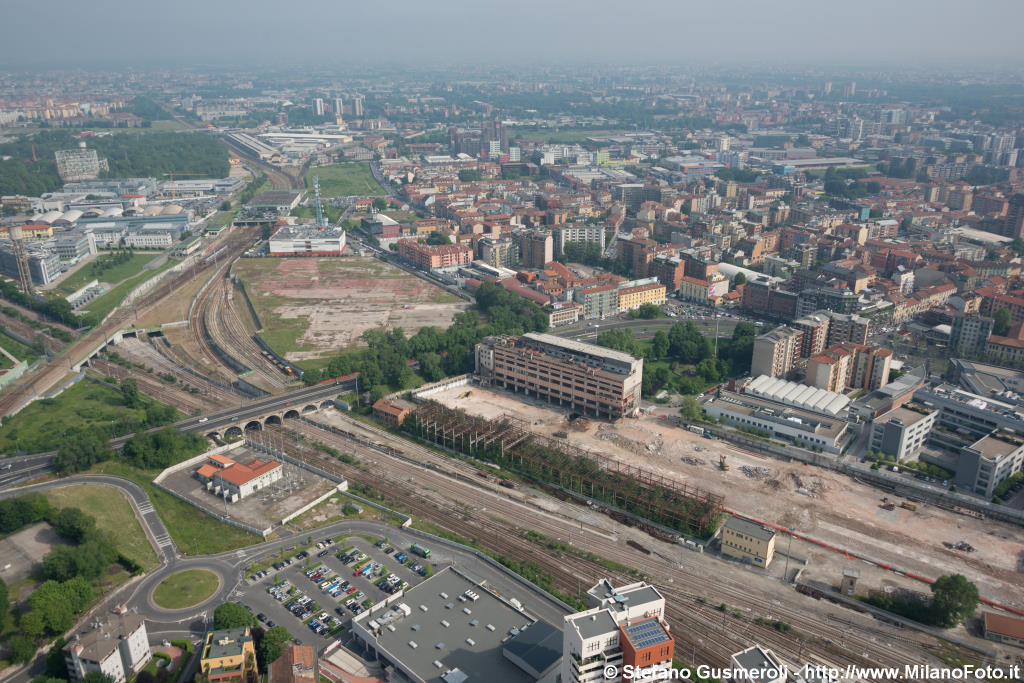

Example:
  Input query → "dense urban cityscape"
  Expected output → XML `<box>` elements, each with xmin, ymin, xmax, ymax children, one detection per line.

<box><xmin>1</xmin><ymin>4</ymin><xmax>1024</xmax><ymax>683</ymax></box>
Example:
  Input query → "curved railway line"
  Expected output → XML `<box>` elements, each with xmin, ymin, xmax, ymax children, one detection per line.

<box><xmin>259</xmin><ymin>417</ymin><xmax>961</xmax><ymax>679</ymax></box>
<box><xmin>0</xmin><ymin>228</ymin><xmax>256</xmax><ymax>416</ymax></box>
<box><xmin>204</xmin><ymin>275</ymin><xmax>292</xmax><ymax>389</ymax></box>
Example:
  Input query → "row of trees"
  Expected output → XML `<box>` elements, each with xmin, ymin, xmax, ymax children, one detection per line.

<box><xmin>595</xmin><ymin>321</ymin><xmax>756</xmax><ymax>398</ymax></box>
<box><xmin>301</xmin><ymin>282</ymin><xmax>549</xmax><ymax>394</ymax></box>
<box><xmin>54</xmin><ymin>423</ymin><xmax>208</xmax><ymax>474</ymax></box>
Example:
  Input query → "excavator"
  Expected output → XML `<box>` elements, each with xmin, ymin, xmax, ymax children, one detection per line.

<box><xmin>719</xmin><ymin>454</ymin><xmax>730</xmax><ymax>471</ymax></box>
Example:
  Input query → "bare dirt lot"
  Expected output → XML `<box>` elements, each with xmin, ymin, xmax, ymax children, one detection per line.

<box><xmin>0</xmin><ymin>522</ymin><xmax>63</xmax><ymax>584</ymax></box>
<box><xmin>428</xmin><ymin>385</ymin><xmax>1024</xmax><ymax>608</ymax></box>
<box><xmin>233</xmin><ymin>256</ymin><xmax>468</xmax><ymax>362</ymax></box>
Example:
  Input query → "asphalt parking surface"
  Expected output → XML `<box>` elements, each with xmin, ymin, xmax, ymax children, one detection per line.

<box><xmin>235</xmin><ymin>533</ymin><xmax>430</xmax><ymax>650</ymax></box>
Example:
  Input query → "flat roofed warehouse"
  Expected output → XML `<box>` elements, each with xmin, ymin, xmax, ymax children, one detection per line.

<box><xmin>351</xmin><ymin>567</ymin><xmax>561</xmax><ymax>683</ymax></box>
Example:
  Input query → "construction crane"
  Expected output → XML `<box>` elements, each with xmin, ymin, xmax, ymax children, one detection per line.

<box><xmin>162</xmin><ymin>172</ymin><xmax>207</xmax><ymax>200</ymax></box>
<box><xmin>8</xmin><ymin>225</ymin><xmax>34</xmax><ymax>296</ymax></box>
<box><xmin>313</xmin><ymin>176</ymin><xmax>327</xmax><ymax>229</ymax></box>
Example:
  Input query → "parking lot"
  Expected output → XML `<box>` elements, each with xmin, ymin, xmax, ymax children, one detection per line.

<box><xmin>235</xmin><ymin>533</ymin><xmax>433</xmax><ymax>650</ymax></box>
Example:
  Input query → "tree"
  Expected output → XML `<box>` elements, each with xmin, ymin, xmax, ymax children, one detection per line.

<box><xmin>371</xmin><ymin>198</ymin><xmax>388</xmax><ymax>211</ymax></box>
<box><xmin>120</xmin><ymin>378</ymin><xmax>140</xmax><ymax>408</ymax></box>
<box><xmin>220</xmin><ymin>201</ymin><xmax>232</xmax><ymax>211</ymax></box>
<box><xmin>21</xmin><ymin>610</ymin><xmax>46</xmax><ymax>639</ymax></box>
<box><xmin>994</xmin><ymin>308</ymin><xmax>1012</xmax><ymax>336</ymax></box>
<box><xmin>213</xmin><ymin>602</ymin><xmax>257</xmax><ymax>630</ymax></box>
<box><xmin>7</xmin><ymin>634</ymin><xmax>36</xmax><ymax>664</ymax></box>
<box><xmin>652</xmin><ymin>331</ymin><xmax>669</xmax><ymax>360</ymax></box>
<box><xmin>929</xmin><ymin>574</ymin><xmax>978</xmax><ymax>628</ymax></box>
<box><xmin>82</xmin><ymin>673</ymin><xmax>115</xmax><ymax>683</ymax></box>
<box><xmin>679</xmin><ymin>396</ymin><xmax>702</xmax><ymax>421</ymax></box>
<box><xmin>629</xmin><ymin>303</ymin><xmax>664</xmax><ymax>319</ymax></box>
<box><xmin>256</xmin><ymin>626</ymin><xmax>292</xmax><ymax>669</ymax></box>
<box><xmin>733</xmin><ymin>272</ymin><xmax>746</xmax><ymax>287</ymax></box>
<box><xmin>0</xmin><ymin>577</ymin><xmax>7</xmax><ymax>618</ymax></box>
<box><xmin>51</xmin><ymin>507</ymin><xmax>96</xmax><ymax>544</ymax></box>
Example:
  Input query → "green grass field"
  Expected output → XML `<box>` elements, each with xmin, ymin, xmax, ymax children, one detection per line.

<box><xmin>0</xmin><ymin>333</ymin><xmax>36</xmax><ymax>364</ymax></box>
<box><xmin>152</xmin><ymin>569</ymin><xmax>220</xmax><ymax>608</ymax></box>
<box><xmin>80</xmin><ymin>257</ymin><xmax>180</xmax><ymax>320</ymax></box>
<box><xmin>45</xmin><ymin>484</ymin><xmax>159</xmax><ymax>570</ymax></box>
<box><xmin>0</xmin><ymin>379</ymin><xmax>171</xmax><ymax>455</ymax></box>
<box><xmin>307</xmin><ymin>162</ymin><xmax>386</xmax><ymax>198</ymax></box>
<box><xmin>60</xmin><ymin>253</ymin><xmax>161</xmax><ymax>292</ymax></box>
<box><xmin>88</xmin><ymin>461</ymin><xmax>261</xmax><ymax>555</ymax></box>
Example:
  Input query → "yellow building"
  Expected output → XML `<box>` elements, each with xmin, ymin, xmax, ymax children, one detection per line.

<box><xmin>0</xmin><ymin>223</ymin><xmax>53</xmax><ymax>240</ymax></box>
<box><xmin>721</xmin><ymin>517</ymin><xmax>776</xmax><ymax>568</ymax></box>
<box><xmin>201</xmin><ymin>627</ymin><xmax>257</xmax><ymax>683</ymax></box>
<box><xmin>618</xmin><ymin>283</ymin><xmax>666</xmax><ymax>311</ymax></box>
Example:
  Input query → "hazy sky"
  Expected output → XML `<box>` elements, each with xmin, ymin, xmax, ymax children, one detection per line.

<box><xmin>3</xmin><ymin>0</ymin><xmax>1023</xmax><ymax>69</ymax></box>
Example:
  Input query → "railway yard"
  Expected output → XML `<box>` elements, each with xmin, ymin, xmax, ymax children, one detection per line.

<box><xmin>427</xmin><ymin>385</ymin><xmax>1024</xmax><ymax>611</ymax></box>
<box><xmin>256</xmin><ymin>408</ymin><xmax>1001</xmax><ymax>676</ymax></box>
<box><xmin>4</xmin><ymin>219</ymin><xmax>1023</xmax><ymax>682</ymax></box>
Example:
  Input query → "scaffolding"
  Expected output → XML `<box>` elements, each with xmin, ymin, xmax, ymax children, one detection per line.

<box><xmin>408</xmin><ymin>401</ymin><xmax>724</xmax><ymax>538</ymax></box>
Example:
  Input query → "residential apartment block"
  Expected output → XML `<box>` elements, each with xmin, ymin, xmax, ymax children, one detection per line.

<box><xmin>65</xmin><ymin>615</ymin><xmax>151</xmax><ymax>683</ymax></box>
<box><xmin>200</xmin><ymin>627</ymin><xmax>258</xmax><ymax>683</ymax></box>
<box><xmin>618</xmin><ymin>282</ymin><xmax>666</xmax><ymax>312</ymax></box>
<box><xmin>397</xmin><ymin>239</ymin><xmax>474</xmax><ymax>270</ymax></box>
<box><xmin>750</xmin><ymin>327</ymin><xmax>803</xmax><ymax>379</ymax></box>
<box><xmin>562</xmin><ymin>580</ymin><xmax>671</xmax><ymax>683</ymax></box>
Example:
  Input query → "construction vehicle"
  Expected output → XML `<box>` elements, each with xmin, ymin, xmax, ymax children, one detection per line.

<box><xmin>880</xmin><ymin>501</ymin><xmax>896</xmax><ymax>511</ymax></box>
<box><xmin>458</xmin><ymin>390</ymin><xmax>473</xmax><ymax>399</ymax></box>
<box><xmin>901</xmin><ymin>501</ymin><xmax>917</xmax><ymax>511</ymax></box>
<box><xmin>719</xmin><ymin>455</ymin><xmax>730</xmax><ymax>471</ymax></box>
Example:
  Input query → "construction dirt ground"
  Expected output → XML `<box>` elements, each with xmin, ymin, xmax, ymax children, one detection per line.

<box><xmin>233</xmin><ymin>255</ymin><xmax>468</xmax><ymax>362</ymax></box>
<box><xmin>428</xmin><ymin>385</ymin><xmax>1024</xmax><ymax>609</ymax></box>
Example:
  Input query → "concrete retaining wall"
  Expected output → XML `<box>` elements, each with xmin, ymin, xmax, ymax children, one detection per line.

<box><xmin>409</xmin><ymin>374</ymin><xmax>472</xmax><ymax>401</ymax></box>
<box><xmin>153</xmin><ymin>441</ymin><xmax>245</xmax><ymax>485</ymax></box>
<box><xmin>281</xmin><ymin>484</ymin><xmax>349</xmax><ymax>525</ymax></box>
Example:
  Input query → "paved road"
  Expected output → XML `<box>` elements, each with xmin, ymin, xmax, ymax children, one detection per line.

<box><xmin>0</xmin><ymin>475</ymin><xmax>570</xmax><ymax>683</ymax></box>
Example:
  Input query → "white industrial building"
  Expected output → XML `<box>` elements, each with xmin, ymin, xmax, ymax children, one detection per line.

<box><xmin>195</xmin><ymin>452</ymin><xmax>283</xmax><ymax>502</ymax></box>
<box><xmin>64</xmin><ymin>614</ymin><xmax>151</xmax><ymax>683</ymax></box>
<box><xmin>704</xmin><ymin>390</ymin><xmax>851</xmax><ymax>453</ymax></box>
<box><xmin>269</xmin><ymin>225</ymin><xmax>346</xmax><ymax>256</ymax></box>
<box><xmin>744</xmin><ymin>375</ymin><xmax>850</xmax><ymax>416</ymax></box>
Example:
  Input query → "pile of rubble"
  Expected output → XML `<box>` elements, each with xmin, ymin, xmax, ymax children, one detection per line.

<box><xmin>681</xmin><ymin>456</ymin><xmax>705</xmax><ymax>466</ymax></box>
<box><xmin>741</xmin><ymin>465</ymin><xmax>773</xmax><ymax>480</ymax></box>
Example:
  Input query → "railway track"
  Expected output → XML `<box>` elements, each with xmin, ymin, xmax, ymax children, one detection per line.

<box><xmin>114</xmin><ymin>337</ymin><xmax>243</xmax><ymax>406</ymax></box>
<box><xmin>88</xmin><ymin>357</ymin><xmax>213</xmax><ymax>415</ymax></box>
<box><xmin>0</xmin><ymin>312</ymin><xmax>66</xmax><ymax>355</ymax></box>
<box><xmin>205</xmin><ymin>276</ymin><xmax>291</xmax><ymax>388</ymax></box>
<box><xmin>0</xmin><ymin>227</ymin><xmax>257</xmax><ymax>417</ymax></box>
<box><xmin>262</xmin><ymin>418</ymin><xmax>953</xmax><ymax>679</ymax></box>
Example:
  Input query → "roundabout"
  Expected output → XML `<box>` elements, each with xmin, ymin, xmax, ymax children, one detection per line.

<box><xmin>151</xmin><ymin>568</ymin><xmax>222</xmax><ymax>610</ymax></box>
